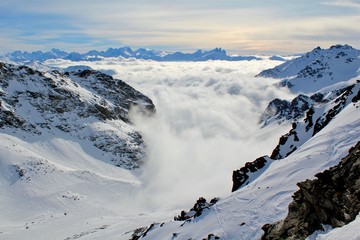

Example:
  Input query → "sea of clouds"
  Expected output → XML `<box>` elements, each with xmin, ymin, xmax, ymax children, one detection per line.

<box><xmin>47</xmin><ymin>58</ymin><xmax>295</xmax><ymax>210</ymax></box>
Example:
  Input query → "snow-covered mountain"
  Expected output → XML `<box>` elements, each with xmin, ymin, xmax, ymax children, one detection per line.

<box><xmin>3</xmin><ymin>47</ymin><xmax>260</xmax><ymax>62</ymax></box>
<box><xmin>0</xmin><ymin>62</ymin><xmax>155</xmax><ymax>169</ymax></box>
<box><xmin>257</xmin><ymin>44</ymin><xmax>360</xmax><ymax>93</ymax></box>
<box><xmin>128</xmin><ymin>46</ymin><xmax>360</xmax><ymax>240</ymax></box>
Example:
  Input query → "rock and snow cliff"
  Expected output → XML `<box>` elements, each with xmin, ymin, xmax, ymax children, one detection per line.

<box><xmin>262</xmin><ymin>141</ymin><xmax>360</xmax><ymax>240</ymax></box>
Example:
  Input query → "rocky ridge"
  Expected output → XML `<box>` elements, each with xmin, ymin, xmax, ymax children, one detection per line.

<box><xmin>0</xmin><ymin>61</ymin><xmax>155</xmax><ymax>169</ymax></box>
<box><xmin>261</xmin><ymin>141</ymin><xmax>360</xmax><ymax>240</ymax></box>
<box><xmin>232</xmin><ymin>80</ymin><xmax>360</xmax><ymax>191</ymax></box>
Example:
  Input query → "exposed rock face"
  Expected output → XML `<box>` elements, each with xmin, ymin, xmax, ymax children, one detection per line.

<box><xmin>0</xmin><ymin>61</ymin><xmax>155</xmax><ymax>169</ymax></box>
<box><xmin>270</xmin><ymin>123</ymin><xmax>299</xmax><ymax>160</ymax></box>
<box><xmin>130</xmin><ymin>223</ymin><xmax>157</xmax><ymax>240</ymax></box>
<box><xmin>259</xmin><ymin>85</ymin><xmax>356</xmax><ymax>126</ymax></box>
<box><xmin>130</xmin><ymin>197</ymin><xmax>220</xmax><ymax>240</ymax></box>
<box><xmin>261</xmin><ymin>141</ymin><xmax>360</xmax><ymax>240</ymax></box>
<box><xmin>174</xmin><ymin>197</ymin><xmax>219</xmax><ymax>221</ymax></box>
<box><xmin>260</xmin><ymin>95</ymin><xmax>311</xmax><ymax>126</ymax></box>
<box><xmin>232</xmin><ymin>156</ymin><xmax>270</xmax><ymax>192</ymax></box>
<box><xmin>313</xmin><ymin>84</ymin><xmax>357</xmax><ymax>136</ymax></box>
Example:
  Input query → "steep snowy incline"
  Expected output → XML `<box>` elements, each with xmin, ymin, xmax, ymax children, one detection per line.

<box><xmin>257</xmin><ymin>44</ymin><xmax>360</xmax><ymax>93</ymax></box>
<box><xmin>132</xmin><ymin>83</ymin><xmax>360</xmax><ymax>240</ymax></box>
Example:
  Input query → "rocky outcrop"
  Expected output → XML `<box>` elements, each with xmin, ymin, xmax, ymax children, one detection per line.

<box><xmin>260</xmin><ymin>95</ymin><xmax>311</xmax><ymax>126</ymax></box>
<box><xmin>232</xmin><ymin>156</ymin><xmax>270</xmax><ymax>192</ymax></box>
<box><xmin>174</xmin><ymin>197</ymin><xmax>219</xmax><ymax>221</ymax></box>
<box><xmin>313</xmin><ymin>84</ymin><xmax>358</xmax><ymax>136</ymax></box>
<box><xmin>259</xmin><ymin>85</ymin><xmax>356</xmax><ymax>126</ymax></box>
<box><xmin>129</xmin><ymin>197</ymin><xmax>220</xmax><ymax>240</ymax></box>
<box><xmin>261</xmin><ymin>141</ymin><xmax>360</xmax><ymax>240</ymax></box>
<box><xmin>267</xmin><ymin>83</ymin><xmax>359</xmax><ymax>160</ymax></box>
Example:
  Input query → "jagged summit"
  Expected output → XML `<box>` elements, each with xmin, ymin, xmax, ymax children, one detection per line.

<box><xmin>257</xmin><ymin>44</ymin><xmax>360</xmax><ymax>93</ymax></box>
<box><xmin>3</xmin><ymin>47</ymin><xmax>260</xmax><ymax>62</ymax></box>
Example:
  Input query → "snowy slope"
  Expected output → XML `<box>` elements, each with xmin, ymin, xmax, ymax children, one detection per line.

<box><xmin>0</xmin><ymin>61</ymin><xmax>159</xmax><ymax>239</ymax></box>
<box><xmin>257</xmin><ymin>45</ymin><xmax>360</xmax><ymax>93</ymax></box>
<box><xmin>133</xmin><ymin>82</ymin><xmax>360</xmax><ymax>240</ymax></box>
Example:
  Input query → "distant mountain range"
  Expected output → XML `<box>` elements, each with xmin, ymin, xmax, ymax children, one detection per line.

<box><xmin>3</xmin><ymin>47</ymin><xmax>264</xmax><ymax>62</ymax></box>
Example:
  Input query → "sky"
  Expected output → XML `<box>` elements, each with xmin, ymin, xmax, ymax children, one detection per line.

<box><xmin>0</xmin><ymin>0</ymin><xmax>359</xmax><ymax>55</ymax></box>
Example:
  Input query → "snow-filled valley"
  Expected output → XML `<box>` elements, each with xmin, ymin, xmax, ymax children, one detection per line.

<box><xmin>1</xmin><ymin>45</ymin><xmax>360</xmax><ymax>240</ymax></box>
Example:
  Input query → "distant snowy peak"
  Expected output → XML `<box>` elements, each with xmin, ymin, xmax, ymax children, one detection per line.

<box><xmin>4</xmin><ymin>47</ymin><xmax>260</xmax><ymax>62</ymax></box>
<box><xmin>257</xmin><ymin>44</ymin><xmax>360</xmax><ymax>93</ymax></box>
<box><xmin>0</xmin><ymin>61</ymin><xmax>155</xmax><ymax>169</ymax></box>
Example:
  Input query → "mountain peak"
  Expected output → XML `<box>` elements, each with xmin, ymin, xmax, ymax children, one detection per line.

<box><xmin>257</xmin><ymin>44</ymin><xmax>360</xmax><ymax>93</ymax></box>
<box><xmin>330</xmin><ymin>44</ymin><xmax>354</xmax><ymax>50</ymax></box>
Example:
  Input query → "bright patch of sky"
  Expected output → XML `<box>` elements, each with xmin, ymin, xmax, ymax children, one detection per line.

<box><xmin>0</xmin><ymin>0</ymin><xmax>359</xmax><ymax>54</ymax></box>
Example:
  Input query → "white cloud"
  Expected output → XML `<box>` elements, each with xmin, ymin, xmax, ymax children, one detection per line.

<box><xmin>50</xmin><ymin>59</ymin><xmax>295</xmax><ymax>209</ymax></box>
<box><xmin>321</xmin><ymin>0</ymin><xmax>360</xmax><ymax>9</ymax></box>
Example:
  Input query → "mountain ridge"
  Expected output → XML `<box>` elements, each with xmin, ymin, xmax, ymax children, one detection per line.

<box><xmin>3</xmin><ymin>47</ymin><xmax>261</xmax><ymax>62</ymax></box>
<box><xmin>257</xmin><ymin>44</ymin><xmax>360</xmax><ymax>93</ymax></box>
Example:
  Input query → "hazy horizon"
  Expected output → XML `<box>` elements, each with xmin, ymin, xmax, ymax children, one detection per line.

<box><xmin>1</xmin><ymin>0</ymin><xmax>359</xmax><ymax>55</ymax></box>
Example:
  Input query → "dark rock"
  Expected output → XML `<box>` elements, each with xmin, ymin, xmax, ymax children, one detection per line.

<box><xmin>130</xmin><ymin>223</ymin><xmax>157</xmax><ymax>240</ymax></box>
<box><xmin>174</xmin><ymin>197</ymin><xmax>219</xmax><ymax>221</ymax></box>
<box><xmin>260</xmin><ymin>95</ymin><xmax>311</xmax><ymax>125</ymax></box>
<box><xmin>313</xmin><ymin>85</ymin><xmax>355</xmax><ymax>136</ymax></box>
<box><xmin>261</xmin><ymin>141</ymin><xmax>360</xmax><ymax>240</ymax></box>
<box><xmin>203</xmin><ymin>233</ymin><xmax>220</xmax><ymax>240</ymax></box>
<box><xmin>270</xmin><ymin>123</ymin><xmax>299</xmax><ymax>160</ymax></box>
<box><xmin>232</xmin><ymin>156</ymin><xmax>269</xmax><ymax>192</ymax></box>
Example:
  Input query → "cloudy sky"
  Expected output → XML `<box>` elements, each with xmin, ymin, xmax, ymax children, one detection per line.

<box><xmin>0</xmin><ymin>0</ymin><xmax>359</xmax><ymax>54</ymax></box>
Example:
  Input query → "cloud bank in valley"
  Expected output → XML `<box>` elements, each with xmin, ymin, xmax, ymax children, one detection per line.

<box><xmin>48</xmin><ymin>59</ymin><xmax>295</xmax><ymax>210</ymax></box>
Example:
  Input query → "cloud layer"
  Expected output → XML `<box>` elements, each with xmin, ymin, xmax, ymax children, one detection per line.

<box><xmin>49</xmin><ymin>59</ymin><xmax>295</xmax><ymax>209</ymax></box>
